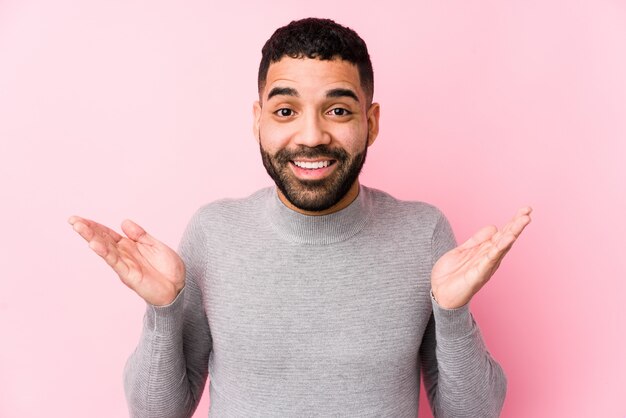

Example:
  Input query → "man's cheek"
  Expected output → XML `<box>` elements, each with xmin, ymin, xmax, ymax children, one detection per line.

<box><xmin>338</xmin><ymin>130</ymin><xmax>367</xmax><ymax>153</ymax></box>
<box><xmin>261</xmin><ymin>127</ymin><xmax>292</xmax><ymax>150</ymax></box>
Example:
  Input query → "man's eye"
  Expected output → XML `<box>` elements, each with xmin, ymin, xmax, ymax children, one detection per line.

<box><xmin>275</xmin><ymin>108</ymin><xmax>294</xmax><ymax>117</ymax></box>
<box><xmin>328</xmin><ymin>108</ymin><xmax>351</xmax><ymax>116</ymax></box>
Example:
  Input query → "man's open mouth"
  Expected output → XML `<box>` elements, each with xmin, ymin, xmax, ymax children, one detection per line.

<box><xmin>292</xmin><ymin>160</ymin><xmax>335</xmax><ymax>169</ymax></box>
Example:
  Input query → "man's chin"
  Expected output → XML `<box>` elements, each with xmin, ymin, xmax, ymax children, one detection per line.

<box><xmin>280</xmin><ymin>186</ymin><xmax>342</xmax><ymax>212</ymax></box>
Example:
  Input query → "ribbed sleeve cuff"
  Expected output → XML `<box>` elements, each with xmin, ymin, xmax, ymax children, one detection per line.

<box><xmin>431</xmin><ymin>295</ymin><xmax>475</xmax><ymax>340</ymax></box>
<box><xmin>143</xmin><ymin>288</ymin><xmax>186</xmax><ymax>335</ymax></box>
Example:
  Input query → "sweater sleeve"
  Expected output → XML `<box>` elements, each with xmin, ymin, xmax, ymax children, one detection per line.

<box><xmin>419</xmin><ymin>212</ymin><xmax>507</xmax><ymax>418</ymax></box>
<box><xmin>123</xmin><ymin>211</ymin><xmax>212</xmax><ymax>418</ymax></box>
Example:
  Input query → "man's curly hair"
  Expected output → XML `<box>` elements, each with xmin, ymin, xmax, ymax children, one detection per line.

<box><xmin>258</xmin><ymin>18</ymin><xmax>374</xmax><ymax>105</ymax></box>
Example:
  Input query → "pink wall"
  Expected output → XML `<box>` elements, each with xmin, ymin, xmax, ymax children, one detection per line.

<box><xmin>1</xmin><ymin>1</ymin><xmax>624</xmax><ymax>416</ymax></box>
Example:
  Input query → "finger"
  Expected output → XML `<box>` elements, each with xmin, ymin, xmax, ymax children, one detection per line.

<box><xmin>72</xmin><ymin>222</ymin><xmax>123</xmax><ymax>254</ymax></box>
<box><xmin>72</xmin><ymin>220</ymin><xmax>96</xmax><ymax>243</ymax></box>
<box><xmin>469</xmin><ymin>209</ymin><xmax>532</xmax><ymax>282</ymax></box>
<box><xmin>69</xmin><ymin>216</ymin><xmax>123</xmax><ymax>242</ymax></box>
<box><xmin>90</xmin><ymin>236</ymin><xmax>132</xmax><ymax>279</ymax></box>
<box><xmin>88</xmin><ymin>236</ymin><xmax>107</xmax><ymax>256</ymax></box>
<box><xmin>471</xmin><ymin>238</ymin><xmax>511</xmax><ymax>283</ymax></box>
<box><xmin>121</xmin><ymin>219</ymin><xmax>157</xmax><ymax>245</ymax></box>
<box><xmin>503</xmin><ymin>207</ymin><xmax>532</xmax><ymax>233</ymax></box>
<box><xmin>499</xmin><ymin>215</ymin><xmax>531</xmax><ymax>244</ymax></box>
<box><xmin>73</xmin><ymin>221</ymin><xmax>119</xmax><ymax>261</ymax></box>
<box><xmin>510</xmin><ymin>213</ymin><xmax>531</xmax><ymax>236</ymax></box>
<box><xmin>485</xmin><ymin>229</ymin><xmax>527</xmax><ymax>276</ymax></box>
<box><xmin>68</xmin><ymin>215</ymin><xmax>84</xmax><ymax>225</ymax></box>
<box><xmin>73</xmin><ymin>219</ymin><xmax>139</xmax><ymax>283</ymax></box>
<box><xmin>488</xmin><ymin>233</ymin><xmax>516</xmax><ymax>259</ymax></box>
<box><xmin>457</xmin><ymin>225</ymin><xmax>498</xmax><ymax>251</ymax></box>
<box><xmin>494</xmin><ymin>209</ymin><xmax>532</xmax><ymax>244</ymax></box>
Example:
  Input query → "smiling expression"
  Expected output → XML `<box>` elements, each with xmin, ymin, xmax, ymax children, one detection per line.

<box><xmin>253</xmin><ymin>57</ymin><xmax>380</xmax><ymax>215</ymax></box>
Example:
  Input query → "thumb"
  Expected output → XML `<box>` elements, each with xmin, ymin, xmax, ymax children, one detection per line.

<box><xmin>121</xmin><ymin>219</ymin><xmax>155</xmax><ymax>244</ymax></box>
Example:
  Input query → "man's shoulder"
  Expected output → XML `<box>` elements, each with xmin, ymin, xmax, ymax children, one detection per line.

<box><xmin>187</xmin><ymin>187</ymin><xmax>273</xmax><ymax>228</ymax></box>
<box><xmin>362</xmin><ymin>186</ymin><xmax>453</xmax><ymax>245</ymax></box>
<box><xmin>364</xmin><ymin>186</ymin><xmax>446</xmax><ymax>224</ymax></box>
<box><xmin>199</xmin><ymin>187</ymin><xmax>271</xmax><ymax>213</ymax></box>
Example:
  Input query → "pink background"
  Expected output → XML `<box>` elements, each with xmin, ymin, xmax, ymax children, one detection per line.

<box><xmin>1</xmin><ymin>1</ymin><xmax>625</xmax><ymax>417</ymax></box>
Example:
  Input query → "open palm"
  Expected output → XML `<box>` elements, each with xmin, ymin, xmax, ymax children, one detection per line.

<box><xmin>431</xmin><ymin>207</ymin><xmax>532</xmax><ymax>309</ymax></box>
<box><xmin>69</xmin><ymin>216</ymin><xmax>185</xmax><ymax>306</ymax></box>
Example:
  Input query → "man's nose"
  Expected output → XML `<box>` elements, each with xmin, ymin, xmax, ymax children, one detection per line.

<box><xmin>293</xmin><ymin>112</ymin><xmax>331</xmax><ymax>147</ymax></box>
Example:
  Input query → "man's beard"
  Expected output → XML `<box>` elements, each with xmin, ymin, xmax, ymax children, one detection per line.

<box><xmin>260</xmin><ymin>140</ymin><xmax>368</xmax><ymax>212</ymax></box>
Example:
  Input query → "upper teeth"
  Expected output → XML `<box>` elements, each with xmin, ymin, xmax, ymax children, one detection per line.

<box><xmin>294</xmin><ymin>161</ymin><xmax>330</xmax><ymax>169</ymax></box>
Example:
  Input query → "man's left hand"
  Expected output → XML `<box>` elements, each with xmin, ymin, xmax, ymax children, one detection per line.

<box><xmin>431</xmin><ymin>207</ymin><xmax>532</xmax><ymax>309</ymax></box>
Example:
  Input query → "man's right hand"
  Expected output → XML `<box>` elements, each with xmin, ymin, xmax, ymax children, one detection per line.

<box><xmin>68</xmin><ymin>216</ymin><xmax>185</xmax><ymax>306</ymax></box>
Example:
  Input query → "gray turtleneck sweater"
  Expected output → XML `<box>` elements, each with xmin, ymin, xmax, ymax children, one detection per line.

<box><xmin>123</xmin><ymin>186</ymin><xmax>507</xmax><ymax>417</ymax></box>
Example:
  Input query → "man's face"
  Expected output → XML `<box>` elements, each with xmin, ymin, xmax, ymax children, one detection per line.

<box><xmin>253</xmin><ymin>57</ymin><xmax>380</xmax><ymax>214</ymax></box>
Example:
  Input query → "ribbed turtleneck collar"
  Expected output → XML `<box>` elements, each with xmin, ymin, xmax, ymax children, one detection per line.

<box><xmin>265</xmin><ymin>185</ymin><xmax>373</xmax><ymax>245</ymax></box>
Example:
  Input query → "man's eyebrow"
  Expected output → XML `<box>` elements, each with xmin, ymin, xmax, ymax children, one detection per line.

<box><xmin>325</xmin><ymin>88</ymin><xmax>359</xmax><ymax>102</ymax></box>
<box><xmin>267</xmin><ymin>87</ymin><xmax>299</xmax><ymax>101</ymax></box>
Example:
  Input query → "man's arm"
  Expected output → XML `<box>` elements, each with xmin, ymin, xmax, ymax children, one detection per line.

<box><xmin>419</xmin><ymin>300</ymin><xmax>507</xmax><ymax>417</ymax></box>
<box><xmin>420</xmin><ymin>208</ymin><xmax>531</xmax><ymax>417</ymax></box>
<box><xmin>69</xmin><ymin>214</ymin><xmax>211</xmax><ymax>417</ymax></box>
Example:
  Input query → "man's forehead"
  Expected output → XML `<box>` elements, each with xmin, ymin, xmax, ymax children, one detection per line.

<box><xmin>263</xmin><ymin>57</ymin><xmax>363</xmax><ymax>99</ymax></box>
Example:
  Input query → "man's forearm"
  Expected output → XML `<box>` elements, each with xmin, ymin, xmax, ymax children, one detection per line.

<box><xmin>123</xmin><ymin>289</ymin><xmax>206</xmax><ymax>418</ymax></box>
<box><xmin>423</xmin><ymin>302</ymin><xmax>507</xmax><ymax>418</ymax></box>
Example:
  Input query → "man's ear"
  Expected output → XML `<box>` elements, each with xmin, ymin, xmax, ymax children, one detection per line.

<box><xmin>366</xmin><ymin>103</ymin><xmax>380</xmax><ymax>147</ymax></box>
<box><xmin>252</xmin><ymin>100</ymin><xmax>262</xmax><ymax>143</ymax></box>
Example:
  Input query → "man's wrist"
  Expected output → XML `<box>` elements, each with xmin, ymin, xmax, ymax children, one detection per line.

<box><xmin>145</xmin><ymin>287</ymin><xmax>186</xmax><ymax>334</ymax></box>
<box><xmin>430</xmin><ymin>287</ymin><xmax>472</xmax><ymax>310</ymax></box>
<box><xmin>430</xmin><ymin>295</ymin><xmax>475</xmax><ymax>338</ymax></box>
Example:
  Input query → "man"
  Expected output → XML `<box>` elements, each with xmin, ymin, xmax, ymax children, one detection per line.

<box><xmin>69</xmin><ymin>18</ymin><xmax>531</xmax><ymax>417</ymax></box>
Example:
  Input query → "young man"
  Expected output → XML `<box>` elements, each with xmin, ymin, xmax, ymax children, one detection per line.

<box><xmin>69</xmin><ymin>18</ymin><xmax>531</xmax><ymax>417</ymax></box>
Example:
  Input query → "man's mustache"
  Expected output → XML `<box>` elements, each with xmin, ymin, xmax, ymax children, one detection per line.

<box><xmin>273</xmin><ymin>145</ymin><xmax>349</xmax><ymax>163</ymax></box>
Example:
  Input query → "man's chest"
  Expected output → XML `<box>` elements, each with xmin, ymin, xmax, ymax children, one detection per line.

<box><xmin>201</xmin><ymin>242</ymin><xmax>434</xmax><ymax>378</ymax></box>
